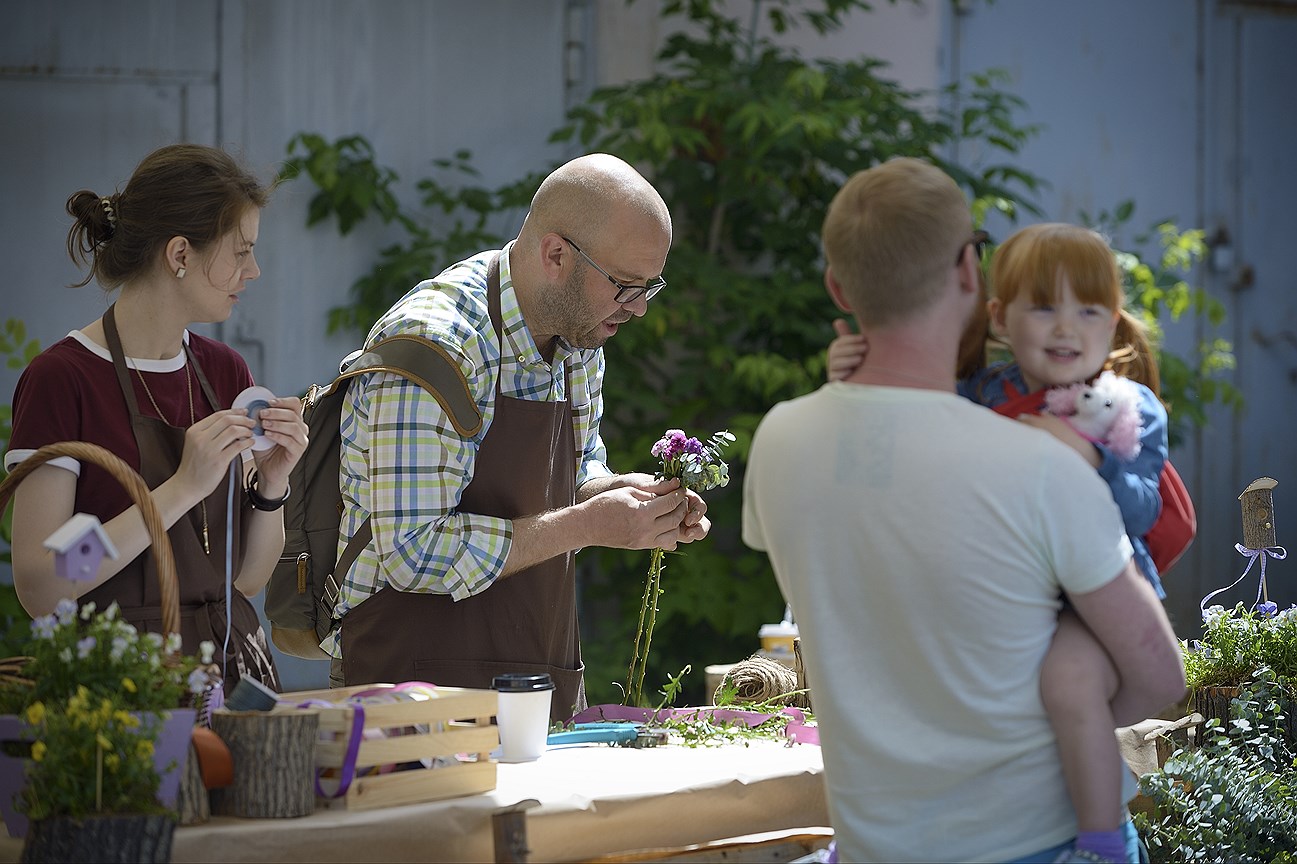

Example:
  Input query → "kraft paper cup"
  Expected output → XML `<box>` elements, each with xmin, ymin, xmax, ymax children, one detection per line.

<box><xmin>758</xmin><ymin>622</ymin><xmax>799</xmax><ymax>656</ymax></box>
<box><xmin>492</xmin><ymin>673</ymin><xmax>555</xmax><ymax>763</ymax></box>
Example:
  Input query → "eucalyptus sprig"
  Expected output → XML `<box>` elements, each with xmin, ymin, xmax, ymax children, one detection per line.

<box><xmin>1136</xmin><ymin>667</ymin><xmax>1297</xmax><ymax>860</ymax></box>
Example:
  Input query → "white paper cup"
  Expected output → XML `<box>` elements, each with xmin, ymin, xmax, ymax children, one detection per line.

<box><xmin>492</xmin><ymin>673</ymin><xmax>555</xmax><ymax>763</ymax></box>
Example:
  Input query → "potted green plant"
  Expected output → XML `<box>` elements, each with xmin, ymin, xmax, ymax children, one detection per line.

<box><xmin>1181</xmin><ymin>601</ymin><xmax>1297</xmax><ymax>744</ymax></box>
<box><xmin>1136</xmin><ymin>666</ymin><xmax>1297</xmax><ymax>861</ymax></box>
<box><xmin>0</xmin><ymin>598</ymin><xmax>203</xmax><ymax>863</ymax></box>
<box><xmin>0</xmin><ymin>440</ymin><xmax>209</xmax><ymax>862</ymax></box>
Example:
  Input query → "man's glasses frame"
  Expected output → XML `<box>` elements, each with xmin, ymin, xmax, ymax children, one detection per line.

<box><xmin>563</xmin><ymin>236</ymin><xmax>667</xmax><ymax>305</ymax></box>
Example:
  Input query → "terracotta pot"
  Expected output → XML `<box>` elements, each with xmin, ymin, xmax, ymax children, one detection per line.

<box><xmin>20</xmin><ymin>812</ymin><xmax>175</xmax><ymax>863</ymax></box>
<box><xmin>0</xmin><ymin>709</ymin><xmax>195</xmax><ymax>839</ymax></box>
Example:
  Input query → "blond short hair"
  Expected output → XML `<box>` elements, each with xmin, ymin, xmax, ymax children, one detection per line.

<box><xmin>821</xmin><ymin>157</ymin><xmax>971</xmax><ymax>326</ymax></box>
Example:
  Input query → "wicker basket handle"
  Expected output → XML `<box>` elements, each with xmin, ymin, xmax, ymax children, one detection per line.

<box><xmin>0</xmin><ymin>441</ymin><xmax>180</xmax><ymax>637</ymax></box>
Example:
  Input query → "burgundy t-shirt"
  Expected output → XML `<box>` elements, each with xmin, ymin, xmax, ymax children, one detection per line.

<box><xmin>6</xmin><ymin>330</ymin><xmax>253</xmax><ymax>523</ymax></box>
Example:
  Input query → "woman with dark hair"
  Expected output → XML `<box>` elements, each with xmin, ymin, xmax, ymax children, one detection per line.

<box><xmin>4</xmin><ymin>143</ymin><xmax>307</xmax><ymax>692</ymax></box>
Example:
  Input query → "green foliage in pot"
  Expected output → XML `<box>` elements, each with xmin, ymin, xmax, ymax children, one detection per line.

<box><xmin>279</xmin><ymin>0</ymin><xmax>1237</xmax><ymax>705</ymax></box>
<box><xmin>0</xmin><ymin>600</ymin><xmax>203</xmax><ymax>821</ymax></box>
<box><xmin>1183</xmin><ymin>603</ymin><xmax>1297</xmax><ymax>692</ymax></box>
<box><xmin>1136</xmin><ymin>667</ymin><xmax>1297</xmax><ymax>862</ymax></box>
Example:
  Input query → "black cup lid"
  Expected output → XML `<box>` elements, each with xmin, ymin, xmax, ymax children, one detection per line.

<box><xmin>492</xmin><ymin>673</ymin><xmax>555</xmax><ymax>692</ymax></box>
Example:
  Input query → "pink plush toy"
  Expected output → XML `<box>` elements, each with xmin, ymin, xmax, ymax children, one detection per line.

<box><xmin>1042</xmin><ymin>371</ymin><xmax>1144</xmax><ymax>461</ymax></box>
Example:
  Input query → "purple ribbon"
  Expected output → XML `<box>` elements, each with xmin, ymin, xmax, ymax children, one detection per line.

<box><xmin>297</xmin><ymin>699</ymin><xmax>365</xmax><ymax>799</ymax></box>
<box><xmin>1199</xmin><ymin>544</ymin><xmax>1288</xmax><ymax>617</ymax></box>
<box><xmin>567</xmin><ymin>703</ymin><xmax>819</xmax><ymax>746</ymax></box>
<box><xmin>292</xmin><ymin>681</ymin><xmax>438</xmax><ymax>799</ymax></box>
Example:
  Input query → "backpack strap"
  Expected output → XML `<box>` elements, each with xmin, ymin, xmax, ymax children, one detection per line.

<box><xmin>330</xmin><ymin>334</ymin><xmax>483</xmax><ymax>437</ymax></box>
<box><xmin>326</xmin><ymin>332</ymin><xmax>486</xmax><ymax>612</ymax></box>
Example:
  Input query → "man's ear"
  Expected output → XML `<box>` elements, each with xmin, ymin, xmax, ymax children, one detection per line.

<box><xmin>538</xmin><ymin>233</ymin><xmax>570</xmax><ymax>280</ymax></box>
<box><xmin>825</xmin><ymin>267</ymin><xmax>852</xmax><ymax>313</ymax></box>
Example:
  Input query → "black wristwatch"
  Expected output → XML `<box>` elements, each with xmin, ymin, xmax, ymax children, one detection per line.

<box><xmin>247</xmin><ymin>471</ymin><xmax>291</xmax><ymax>512</ymax></box>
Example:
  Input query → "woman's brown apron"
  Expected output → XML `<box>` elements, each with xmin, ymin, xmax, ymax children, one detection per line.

<box><xmin>342</xmin><ymin>255</ymin><xmax>586</xmax><ymax>721</ymax></box>
<box><xmin>85</xmin><ymin>305</ymin><xmax>280</xmax><ymax>693</ymax></box>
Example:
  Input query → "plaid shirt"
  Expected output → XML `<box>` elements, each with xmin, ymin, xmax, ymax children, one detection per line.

<box><xmin>329</xmin><ymin>245</ymin><xmax>612</xmax><ymax>644</ymax></box>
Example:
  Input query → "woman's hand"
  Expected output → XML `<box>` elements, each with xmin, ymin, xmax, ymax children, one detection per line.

<box><xmin>248</xmin><ymin>396</ymin><xmax>308</xmax><ymax>497</ymax></box>
<box><xmin>175</xmin><ymin>408</ymin><xmax>258</xmax><ymax>503</ymax></box>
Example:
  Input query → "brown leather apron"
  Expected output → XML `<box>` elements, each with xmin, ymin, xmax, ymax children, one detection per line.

<box><xmin>342</xmin><ymin>254</ymin><xmax>586</xmax><ymax>721</ymax></box>
<box><xmin>86</xmin><ymin>305</ymin><xmax>280</xmax><ymax>694</ymax></box>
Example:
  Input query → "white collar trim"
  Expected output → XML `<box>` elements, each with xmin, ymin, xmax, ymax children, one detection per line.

<box><xmin>69</xmin><ymin>329</ymin><xmax>191</xmax><ymax>373</ymax></box>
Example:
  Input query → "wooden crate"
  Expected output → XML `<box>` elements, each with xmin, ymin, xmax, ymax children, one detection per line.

<box><xmin>280</xmin><ymin>683</ymin><xmax>498</xmax><ymax>812</ymax></box>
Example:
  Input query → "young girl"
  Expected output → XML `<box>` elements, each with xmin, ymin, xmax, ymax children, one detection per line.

<box><xmin>5</xmin><ymin>144</ymin><xmax>308</xmax><ymax>693</ymax></box>
<box><xmin>829</xmin><ymin>223</ymin><xmax>1170</xmax><ymax>864</ymax></box>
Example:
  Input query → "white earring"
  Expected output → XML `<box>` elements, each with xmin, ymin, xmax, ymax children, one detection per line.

<box><xmin>175</xmin><ymin>267</ymin><xmax>186</xmax><ymax>279</ymax></box>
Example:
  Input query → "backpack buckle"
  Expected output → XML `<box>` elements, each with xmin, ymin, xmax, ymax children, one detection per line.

<box><xmin>323</xmin><ymin>572</ymin><xmax>342</xmax><ymax>606</ymax></box>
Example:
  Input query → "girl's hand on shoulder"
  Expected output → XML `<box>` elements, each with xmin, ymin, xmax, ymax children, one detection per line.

<box><xmin>249</xmin><ymin>396</ymin><xmax>308</xmax><ymax>493</ymax></box>
<box><xmin>1016</xmin><ymin>413</ymin><xmax>1102</xmax><ymax>468</ymax></box>
<box><xmin>178</xmin><ymin>408</ymin><xmax>258</xmax><ymax>497</ymax></box>
<box><xmin>827</xmin><ymin>318</ymin><xmax>868</xmax><ymax>382</ymax></box>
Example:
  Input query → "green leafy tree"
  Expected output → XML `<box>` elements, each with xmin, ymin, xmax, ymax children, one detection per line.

<box><xmin>280</xmin><ymin>0</ymin><xmax>1234</xmax><ymax>705</ymax></box>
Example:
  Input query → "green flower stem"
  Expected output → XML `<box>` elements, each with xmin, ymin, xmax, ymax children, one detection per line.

<box><xmin>636</xmin><ymin>548</ymin><xmax>666</xmax><ymax>706</ymax></box>
<box><xmin>625</xmin><ymin>547</ymin><xmax>666</xmax><ymax>707</ymax></box>
<box><xmin>625</xmin><ymin>560</ymin><xmax>655</xmax><ymax>703</ymax></box>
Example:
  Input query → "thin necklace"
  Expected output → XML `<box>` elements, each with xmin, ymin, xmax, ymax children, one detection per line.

<box><xmin>134</xmin><ymin>352</ymin><xmax>210</xmax><ymax>554</ymax></box>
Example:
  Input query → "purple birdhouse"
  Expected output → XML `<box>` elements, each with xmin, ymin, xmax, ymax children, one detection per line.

<box><xmin>43</xmin><ymin>513</ymin><xmax>119</xmax><ymax>582</ymax></box>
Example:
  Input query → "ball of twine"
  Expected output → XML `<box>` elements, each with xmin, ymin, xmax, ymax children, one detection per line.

<box><xmin>714</xmin><ymin>653</ymin><xmax>810</xmax><ymax>709</ymax></box>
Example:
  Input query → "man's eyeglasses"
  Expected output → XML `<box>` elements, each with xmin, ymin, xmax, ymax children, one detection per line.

<box><xmin>957</xmin><ymin>230</ymin><xmax>993</xmax><ymax>266</ymax></box>
<box><xmin>563</xmin><ymin>236</ymin><xmax>667</xmax><ymax>305</ymax></box>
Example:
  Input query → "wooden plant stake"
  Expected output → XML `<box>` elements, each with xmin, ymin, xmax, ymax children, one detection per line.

<box><xmin>1238</xmin><ymin>476</ymin><xmax>1278</xmax><ymax>548</ymax></box>
<box><xmin>1239</xmin><ymin>477</ymin><xmax>1279</xmax><ymax>603</ymax></box>
<box><xmin>1193</xmin><ymin>477</ymin><xmax>1288</xmax><ymax>736</ymax></box>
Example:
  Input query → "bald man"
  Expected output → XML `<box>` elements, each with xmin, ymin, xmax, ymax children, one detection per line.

<box><xmin>328</xmin><ymin>154</ymin><xmax>708</xmax><ymax>717</ymax></box>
